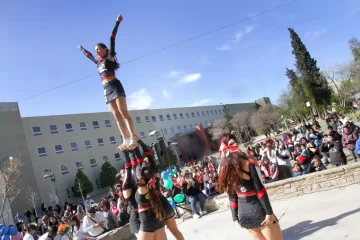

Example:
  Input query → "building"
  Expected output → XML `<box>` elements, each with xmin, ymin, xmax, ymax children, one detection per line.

<box><xmin>0</xmin><ymin>97</ymin><xmax>270</xmax><ymax>219</ymax></box>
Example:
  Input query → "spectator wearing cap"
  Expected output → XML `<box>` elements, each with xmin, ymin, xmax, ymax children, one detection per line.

<box><xmin>342</xmin><ymin>126</ymin><xmax>358</xmax><ymax>162</ymax></box>
<box><xmin>54</xmin><ymin>224</ymin><xmax>71</xmax><ymax>240</ymax></box>
<box><xmin>82</xmin><ymin>207</ymin><xmax>108</xmax><ymax>237</ymax></box>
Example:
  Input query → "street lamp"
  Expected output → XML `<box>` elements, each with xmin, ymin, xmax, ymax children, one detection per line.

<box><xmin>170</xmin><ymin>142</ymin><xmax>181</xmax><ymax>166</ymax></box>
<box><xmin>44</xmin><ymin>173</ymin><xmax>61</xmax><ymax>207</ymax></box>
<box><xmin>149</xmin><ymin>129</ymin><xmax>165</xmax><ymax>142</ymax></box>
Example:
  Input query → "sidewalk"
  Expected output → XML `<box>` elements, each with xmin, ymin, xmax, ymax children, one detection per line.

<box><xmin>166</xmin><ymin>183</ymin><xmax>360</xmax><ymax>240</ymax></box>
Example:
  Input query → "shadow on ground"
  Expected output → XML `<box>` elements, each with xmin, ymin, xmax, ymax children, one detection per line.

<box><xmin>282</xmin><ymin>207</ymin><xmax>360</xmax><ymax>239</ymax></box>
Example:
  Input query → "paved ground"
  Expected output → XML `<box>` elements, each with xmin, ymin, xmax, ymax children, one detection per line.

<box><xmin>166</xmin><ymin>183</ymin><xmax>360</xmax><ymax>240</ymax></box>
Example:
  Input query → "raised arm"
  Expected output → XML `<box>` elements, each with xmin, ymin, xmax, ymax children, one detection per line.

<box><xmin>78</xmin><ymin>45</ymin><xmax>97</xmax><ymax>64</ymax></box>
<box><xmin>109</xmin><ymin>15</ymin><xmax>123</xmax><ymax>58</ymax></box>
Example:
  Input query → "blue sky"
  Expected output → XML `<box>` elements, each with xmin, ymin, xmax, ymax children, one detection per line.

<box><xmin>0</xmin><ymin>0</ymin><xmax>359</xmax><ymax>117</ymax></box>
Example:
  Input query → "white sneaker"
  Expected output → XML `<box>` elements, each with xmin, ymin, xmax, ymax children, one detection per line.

<box><xmin>193</xmin><ymin>214</ymin><xmax>200</xmax><ymax>219</ymax></box>
<box><xmin>200</xmin><ymin>211</ymin><xmax>207</xmax><ymax>216</ymax></box>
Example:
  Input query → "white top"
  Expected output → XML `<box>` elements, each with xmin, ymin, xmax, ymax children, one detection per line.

<box><xmin>82</xmin><ymin>212</ymin><xmax>108</xmax><ymax>237</ymax></box>
<box><xmin>38</xmin><ymin>233</ymin><xmax>48</xmax><ymax>240</ymax></box>
<box><xmin>23</xmin><ymin>233</ymin><xmax>34</xmax><ymax>240</ymax></box>
<box><xmin>73</xmin><ymin>223</ymin><xmax>87</xmax><ymax>240</ymax></box>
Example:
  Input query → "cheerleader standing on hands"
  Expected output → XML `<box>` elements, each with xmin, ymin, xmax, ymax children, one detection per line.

<box><xmin>78</xmin><ymin>14</ymin><xmax>138</xmax><ymax>151</ymax></box>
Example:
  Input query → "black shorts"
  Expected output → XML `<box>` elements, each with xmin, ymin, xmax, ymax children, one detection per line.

<box><xmin>159</xmin><ymin>195</ymin><xmax>175</xmax><ymax>220</ymax></box>
<box><xmin>238</xmin><ymin>195</ymin><xmax>266</xmax><ymax>229</ymax></box>
<box><xmin>103</xmin><ymin>79</ymin><xmax>126</xmax><ymax>104</ymax></box>
<box><xmin>129</xmin><ymin>210</ymin><xmax>140</xmax><ymax>234</ymax></box>
<box><xmin>139</xmin><ymin>211</ymin><xmax>165</xmax><ymax>233</ymax></box>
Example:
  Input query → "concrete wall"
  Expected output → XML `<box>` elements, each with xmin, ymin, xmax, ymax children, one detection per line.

<box><xmin>0</xmin><ymin>103</ymin><xmax>41</xmax><ymax>219</ymax></box>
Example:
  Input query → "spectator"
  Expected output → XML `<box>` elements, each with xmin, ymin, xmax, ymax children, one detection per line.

<box><xmin>70</xmin><ymin>217</ymin><xmax>87</xmax><ymax>240</ymax></box>
<box><xmin>329</xmin><ymin>133</ymin><xmax>347</xmax><ymax>166</ymax></box>
<box><xmin>99</xmin><ymin>204</ymin><xmax>118</xmax><ymax>230</ymax></box>
<box><xmin>83</xmin><ymin>207</ymin><xmax>108</xmax><ymax>237</ymax></box>
<box><xmin>84</xmin><ymin>196</ymin><xmax>95</xmax><ymax>210</ymax></box>
<box><xmin>342</xmin><ymin>126</ymin><xmax>358</xmax><ymax>162</ymax></box>
<box><xmin>39</xmin><ymin>216</ymin><xmax>50</xmax><ymax>235</ymax></box>
<box><xmin>260</xmin><ymin>157</ymin><xmax>279</xmax><ymax>182</ymax></box>
<box><xmin>328</xmin><ymin>126</ymin><xmax>342</xmax><ymax>141</ymax></box>
<box><xmin>109</xmin><ymin>199</ymin><xmax>119</xmax><ymax>217</ymax></box>
<box><xmin>275</xmin><ymin>141</ymin><xmax>293</xmax><ymax>175</ymax></box>
<box><xmin>54</xmin><ymin>224</ymin><xmax>71</xmax><ymax>240</ymax></box>
<box><xmin>182</xmin><ymin>174</ymin><xmax>207</xmax><ymax>219</ymax></box>
<box><xmin>307</xmin><ymin>156</ymin><xmax>327</xmax><ymax>173</ymax></box>
<box><xmin>293</xmin><ymin>163</ymin><xmax>306</xmax><ymax>177</ymax></box>
<box><xmin>24</xmin><ymin>225</ymin><xmax>38</xmax><ymax>240</ymax></box>
<box><xmin>38</xmin><ymin>226</ymin><xmax>58</xmax><ymax>240</ymax></box>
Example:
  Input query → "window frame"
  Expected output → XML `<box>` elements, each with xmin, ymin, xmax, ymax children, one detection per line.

<box><xmin>166</xmin><ymin>114</ymin><xmax>171</xmax><ymax>120</ymax></box>
<box><xmin>109</xmin><ymin>136</ymin><xmax>116</xmax><ymax>144</ymax></box>
<box><xmin>89</xmin><ymin>159</ymin><xmax>97</xmax><ymax>167</ymax></box>
<box><xmin>37</xmin><ymin>147</ymin><xmax>47</xmax><ymax>157</ymax></box>
<box><xmin>32</xmin><ymin>126</ymin><xmax>42</xmax><ymax>136</ymax></box>
<box><xmin>79</xmin><ymin>122</ymin><xmax>87</xmax><ymax>130</ymax></box>
<box><xmin>84</xmin><ymin>140</ymin><xmax>92</xmax><ymax>149</ymax></box>
<box><xmin>92</xmin><ymin>120</ymin><xmax>100</xmax><ymax>129</ymax></box>
<box><xmin>49</xmin><ymin>125</ymin><xmax>58</xmax><ymax>134</ymax></box>
<box><xmin>70</xmin><ymin>142</ymin><xmax>78</xmax><ymax>151</ymax></box>
<box><xmin>159</xmin><ymin>115</ymin><xmax>164</xmax><ymax>121</ymax></box>
<box><xmin>75</xmin><ymin>162</ymin><xmax>84</xmax><ymax>170</ymax></box>
<box><xmin>60</xmin><ymin>164</ymin><xmax>69</xmax><ymax>174</ymax></box>
<box><xmin>105</xmin><ymin>119</ymin><xmax>111</xmax><ymax>127</ymax></box>
<box><xmin>140</xmin><ymin>132</ymin><xmax>146</xmax><ymax>138</ymax></box>
<box><xmin>65</xmin><ymin>123</ymin><xmax>73</xmax><ymax>132</ymax></box>
<box><xmin>145</xmin><ymin>116</ymin><xmax>150</xmax><ymax>122</ymax></box>
<box><xmin>97</xmin><ymin>138</ymin><xmax>104</xmax><ymax>146</ymax></box>
<box><xmin>136</xmin><ymin>117</ymin><xmax>141</xmax><ymax>123</ymax></box>
<box><xmin>54</xmin><ymin>144</ymin><xmax>64</xmax><ymax>154</ymax></box>
<box><xmin>114</xmin><ymin>153</ymin><xmax>121</xmax><ymax>161</ymax></box>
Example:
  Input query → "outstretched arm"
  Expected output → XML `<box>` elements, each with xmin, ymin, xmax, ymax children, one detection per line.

<box><xmin>109</xmin><ymin>15</ymin><xmax>123</xmax><ymax>58</ymax></box>
<box><xmin>78</xmin><ymin>45</ymin><xmax>97</xmax><ymax>64</ymax></box>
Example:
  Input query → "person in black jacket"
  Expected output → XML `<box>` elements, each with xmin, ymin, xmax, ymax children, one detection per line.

<box><xmin>327</xmin><ymin>126</ymin><xmax>342</xmax><ymax>141</ymax></box>
<box><xmin>182</xmin><ymin>174</ymin><xmax>207</xmax><ymax>219</ymax></box>
<box><xmin>326</xmin><ymin>133</ymin><xmax>347</xmax><ymax>166</ymax></box>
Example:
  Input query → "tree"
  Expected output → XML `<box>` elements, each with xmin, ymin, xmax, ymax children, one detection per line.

<box><xmin>27</xmin><ymin>187</ymin><xmax>40</xmax><ymax>217</ymax></box>
<box><xmin>166</xmin><ymin>147</ymin><xmax>178</xmax><ymax>165</ymax></box>
<box><xmin>100</xmin><ymin>162</ymin><xmax>118</xmax><ymax>188</ymax></box>
<box><xmin>230</xmin><ymin>112</ymin><xmax>253</xmax><ymax>143</ymax></box>
<box><xmin>208</xmin><ymin>118</ymin><xmax>231</xmax><ymax>140</ymax></box>
<box><xmin>74</xmin><ymin>170</ymin><xmax>93</xmax><ymax>198</ymax></box>
<box><xmin>250</xmin><ymin>104</ymin><xmax>282</xmax><ymax>134</ymax></box>
<box><xmin>288</xmin><ymin>28</ymin><xmax>332</xmax><ymax>111</ymax></box>
<box><xmin>349</xmin><ymin>37</ymin><xmax>360</xmax><ymax>62</ymax></box>
<box><xmin>0</xmin><ymin>157</ymin><xmax>22</xmax><ymax>224</ymax></box>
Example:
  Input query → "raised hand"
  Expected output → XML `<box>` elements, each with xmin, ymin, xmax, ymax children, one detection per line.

<box><xmin>117</xmin><ymin>15</ymin><xmax>123</xmax><ymax>23</ymax></box>
<box><xmin>77</xmin><ymin>45</ymin><xmax>83</xmax><ymax>50</ymax></box>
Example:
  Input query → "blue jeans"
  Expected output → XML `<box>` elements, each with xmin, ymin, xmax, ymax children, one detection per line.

<box><xmin>188</xmin><ymin>193</ymin><xmax>206</xmax><ymax>214</ymax></box>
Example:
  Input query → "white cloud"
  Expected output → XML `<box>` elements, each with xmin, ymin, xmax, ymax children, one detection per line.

<box><xmin>305</xmin><ymin>28</ymin><xmax>327</xmax><ymax>38</ymax></box>
<box><xmin>217</xmin><ymin>44</ymin><xmax>231</xmax><ymax>51</ymax></box>
<box><xmin>128</xmin><ymin>88</ymin><xmax>153</xmax><ymax>110</ymax></box>
<box><xmin>190</xmin><ymin>99</ymin><xmax>212</xmax><ymax>107</ymax></box>
<box><xmin>162</xmin><ymin>89</ymin><xmax>172</xmax><ymax>100</ymax></box>
<box><xmin>179</xmin><ymin>73</ymin><xmax>202</xmax><ymax>84</ymax></box>
<box><xmin>234</xmin><ymin>26</ymin><xmax>254</xmax><ymax>42</ymax></box>
<box><xmin>169</xmin><ymin>71</ymin><xmax>181</xmax><ymax>78</ymax></box>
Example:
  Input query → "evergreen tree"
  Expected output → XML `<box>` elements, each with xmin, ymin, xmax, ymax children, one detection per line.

<box><xmin>167</xmin><ymin>147</ymin><xmax>178</xmax><ymax>165</ymax></box>
<box><xmin>100</xmin><ymin>162</ymin><xmax>118</xmax><ymax>188</ymax></box>
<box><xmin>74</xmin><ymin>170</ymin><xmax>94</xmax><ymax>198</ymax></box>
<box><xmin>288</xmin><ymin>28</ymin><xmax>332</xmax><ymax>109</ymax></box>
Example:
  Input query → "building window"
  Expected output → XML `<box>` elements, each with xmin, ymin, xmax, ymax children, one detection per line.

<box><xmin>164</xmin><ymin>128</ymin><xmax>168</xmax><ymax>134</ymax></box>
<box><xmin>185</xmin><ymin>113</ymin><xmax>189</xmax><ymax>118</ymax></box>
<box><xmin>97</xmin><ymin>138</ymin><xmax>104</xmax><ymax>146</ymax></box>
<box><xmin>70</xmin><ymin>142</ymin><xmax>78</xmax><ymax>151</ymax></box>
<box><xmin>219</xmin><ymin>109</ymin><xmax>222</xmax><ymax>113</ymax></box>
<box><xmin>105</xmin><ymin>119</ymin><xmax>111</xmax><ymax>127</ymax></box>
<box><xmin>84</xmin><ymin>140</ymin><xmax>92</xmax><ymax>149</ymax></box>
<box><xmin>183</xmin><ymin>125</ymin><xmax>187</xmax><ymax>130</ymax></box>
<box><xmin>159</xmin><ymin>115</ymin><xmax>164</xmax><ymax>121</ymax></box>
<box><xmin>214</xmin><ymin>110</ymin><xmax>218</xmax><ymax>114</ymax></box>
<box><xmin>79</xmin><ymin>122</ymin><xmax>87</xmax><ymax>130</ymax></box>
<box><xmin>171</xmin><ymin>127</ymin><xmax>175</xmax><ymax>133</ymax></box>
<box><xmin>140</xmin><ymin>132</ymin><xmax>145</xmax><ymax>138</ymax></box>
<box><xmin>136</xmin><ymin>117</ymin><xmax>141</xmax><ymax>123</ymax></box>
<box><xmin>37</xmin><ymin>147</ymin><xmax>47</xmax><ymax>157</ymax></box>
<box><xmin>173</xmin><ymin>114</ymin><xmax>178</xmax><ymax>119</ymax></box>
<box><xmin>179</xmin><ymin>113</ymin><xmax>184</xmax><ymax>119</ymax></box>
<box><xmin>177</xmin><ymin>126</ymin><xmax>181</xmax><ymax>132</ymax></box>
<box><xmin>191</xmin><ymin>112</ymin><xmax>195</xmax><ymax>117</ymax></box>
<box><xmin>103</xmin><ymin>156</ymin><xmax>108</xmax><ymax>162</ymax></box>
<box><xmin>90</xmin><ymin>159</ymin><xmax>97</xmax><ymax>167</ymax></box>
<box><xmin>92</xmin><ymin>121</ymin><xmax>99</xmax><ymax>129</ymax></box>
<box><xmin>54</xmin><ymin>144</ymin><xmax>63</xmax><ymax>154</ymax></box>
<box><xmin>201</xmin><ymin>111</ymin><xmax>205</xmax><ymax>116</ymax></box>
<box><xmin>49</xmin><ymin>125</ymin><xmax>58</xmax><ymax>134</ymax></box>
<box><xmin>60</xmin><ymin>165</ymin><xmax>69</xmax><ymax>174</ymax></box>
<box><xmin>76</xmin><ymin>162</ymin><xmax>83</xmax><ymax>170</ymax></box>
<box><xmin>65</xmin><ymin>123</ymin><xmax>73</xmax><ymax>132</ymax></box>
<box><xmin>206</xmin><ymin>111</ymin><xmax>209</xmax><ymax>115</ymax></box>
<box><xmin>32</xmin><ymin>126</ymin><xmax>42</xmax><ymax>136</ymax></box>
<box><xmin>197</xmin><ymin>112</ymin><xmax>200</xmax><ymax>117</ymax></box>
<box><xmin>115</xmin><ymin>153</ymin><xmax>121</xmax><ymax>161</ymax></box>
<box><xmin>109</xmin><ymin>136</ymin><xmax>116</xmax><ymax>144</ymax></box>
<box><xmin>152</xmin><ymin>116</ymin><xmax>157</xmax><ymax>122</ymax></box>
<box><xmin>145</xmin><ymin>116</ymin><xmax>150</xmax><ymax>122</ymax></box>
<box><xmin>166</xmin><ymin>114</ymin><xmax>171</xmax><ymax>120</ymax></box>
<box><xmin>211</xmin><ymin>110</ymin><xmax>214</xmax><ymax>115</ymax></box>
<box><xmin>42</xmin><ymin>168</ymin><xmax>51</xmax><ymax>177</ymax></box>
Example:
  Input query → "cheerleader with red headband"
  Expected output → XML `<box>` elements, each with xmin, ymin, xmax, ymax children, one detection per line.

<box><xmin>216</xmin><ymin>134</ymin><xmax>282</xmax><ymax>240</ymax></box>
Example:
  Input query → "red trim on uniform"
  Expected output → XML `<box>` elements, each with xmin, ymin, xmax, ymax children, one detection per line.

<box><xmin>111</xmin><ymin>33</ymin><xmax>116</xmax><ymax>39</ymax></box>
<box><xmin>85</xmin><ymin>52</ymin><xmax>90</xmax><ymax>56</ymax></box>
<box><xmin>138</xmin><ymin>205</ymin><xmax>152</xmax><ymax>211</ymax></box>
<box><xmin>145</xmin><ymin>151</ymin><xmax>153</xmax><ymax>156</ymax></box>
<box><xmin>137</xmin><ymin>158</ymin><xmax>144</xmax><ymax>163</ymax></box>
<box><xmin>124</xmin><ymin>162</ymin><xmax>132</xmax><ymax>169</ymax></box>
<box><xmin>101</xmin><ymin>73</ymin><xmax>115</xmax><ymax>81</ymax></box>
<box><xmin>237</xmin><ymin>190</ymin><xmax>256</xmax><ymax>197</ymax></box>
<box><xmin>248</xmin><ymin>160</ymin><xmax>256</xmax><ymax>166</ymax></box>
<box><xmin>229</xmin><ymin>201</ymin><xmax>238</xmax><ymax>209</ymax></box>
<box><xmin>131</xmin><ymin>160</ymin><xmax>138</xmax><ymax>166</ymax></box>
<box><xmin>256</xmin><ymin>188</ymin><xmax>266</xmax><ymax>199</ymax></box>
